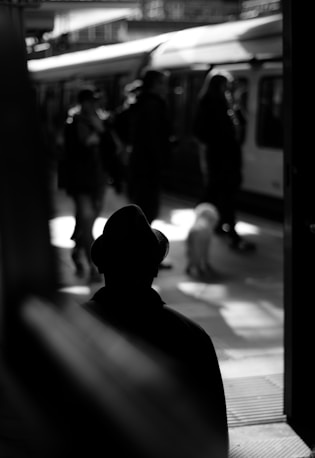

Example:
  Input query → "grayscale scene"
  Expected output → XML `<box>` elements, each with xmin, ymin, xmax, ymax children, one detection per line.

<box><xmin>1</xmin><ymin>2</ymin><xmax>313</xmax><ymax>458</ymax></box>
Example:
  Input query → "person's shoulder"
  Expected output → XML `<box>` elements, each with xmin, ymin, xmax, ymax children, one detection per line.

<box><xmin>162</xmin><ymin>305</ymin><xmax>211</xmax><ymax>340</ymax></box>
<box><xmin>82</xmin><ymin>299</ymin><xmax>97</xmax><ymax>314</ymax></box>
<box><xmin>81</xmin><ymin>297</ymin><xmax>105</xmax><ymax>318</ymax></box>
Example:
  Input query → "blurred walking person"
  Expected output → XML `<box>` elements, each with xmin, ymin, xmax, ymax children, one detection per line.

<box><xmin>62</xmin><ymin>88</ymin><xmax>108</xmax><ymax>282</ymax></box>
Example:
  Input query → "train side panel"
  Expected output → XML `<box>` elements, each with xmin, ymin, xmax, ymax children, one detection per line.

<box><xmin>150</xmin><ymin>14</ymin><xmax>282</xmax><ymax>69</ymax></box>
<box><xmin>148</xmin><ymin>61</ymin><xmax>283</xmax><ymax>210</ymax></box>
<box><xmin>149</xmin><ymin>14</ymin><xmax>283</xmax><ymax>214</ymax></box>
<box><xmin>240</xmin><ymin>63</ymin><xmax>283</xmax><ymax>199</ymax></box>
<box><xmin>215</xmin><ymin>62</ymin><xmax>283</xmax><ymax>199</ymax></box>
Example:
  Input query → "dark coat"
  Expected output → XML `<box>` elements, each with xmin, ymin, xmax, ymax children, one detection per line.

<box><xmin>129</xmin><ymin>92</ymin><xmax>170</xmax><ymax>176</ymax></box>
<box><xmin>194</xmin><ymin>93</ymin><xmax>242</xmax><ymax>188</ymax></box>
<box><xmin>62</xmin><ymin>112</ymin><xmax>108</xmax><ymax>196</ymax></box>
<box><xmin>126</xmin><ymin>92</ymin><xmax>171</xmax><ymax>222</ymax></box>
<box><xmin>83</xmin><ymin>286</ymin><xmax>228</xmax><ymax>457</ymax></box>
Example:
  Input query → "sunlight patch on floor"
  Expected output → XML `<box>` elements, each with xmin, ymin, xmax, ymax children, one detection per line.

<box><xmin>49</xmin><ymin>216</ymin><xmax>108</xmax><ymax>248</ymax></box>
<box><xmin>58</xmin><ymin>285</ymin><xmax>91</xmax><ymax>295</ymax></box>
<box><xmin>93</xmin><ymin>216</ymin><xmax>107</xmax><ymax>238</ymax></box>
<box><xmin>153</xmin><ymin>209</ymin><xmax>262</xmax><ymax>242</ymax></box>
<box><xmin>220</xmin><ymin>300</ymin><xmax>283</xmax><ymax>330</ymax></box>
<box><xmin>152</xmin><ymin>219</ymin><xmax>190</xmax><ymax>242</ymax></box>
<box><xmin>49</xmin><ymin>216</ymin><xmax>75</xmax><ymax>248</ymax></box>
<box><xmin>177</xmin><ymin>282</ymin><xmax>228</xmax><ymax>302</ymax></box>
<box><xmin>177</xmin><ymin>281</ymin><xmax>283</xmax><ymax>341</ymax></box>
<box><xmin>49</xmin><ymin>208</ymin><xmax>262</xmax><ymax>249</ymax></box>
<box><xmin>235</xmin><ymin>221</ymin><xmax>261</xmax><ymax>236</ymax></box>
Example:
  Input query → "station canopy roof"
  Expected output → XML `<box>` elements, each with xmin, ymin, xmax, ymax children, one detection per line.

<box><xmin>150</xmin><ymin>13</ymin><xmax>282</xmax><ymax>69</ymax></box>
<box><xmin>22</xmin><ymin>1</ymin><xmax>139</xmax><ymax>36</ymax></box>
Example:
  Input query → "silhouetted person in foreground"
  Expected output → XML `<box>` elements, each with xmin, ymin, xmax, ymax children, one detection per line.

<box><xmin>82</xmin><ymin>204</ymin><xmax>229</xmax><ymax>457</ymax></box>
<box><xmin>194</xmin><ymin>70</ymin><xmax>255</xmax><ymax>252</ymax></box>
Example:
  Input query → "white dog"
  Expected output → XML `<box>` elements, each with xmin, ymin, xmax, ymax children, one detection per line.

<box><xmin>186</xmin><ymin>202</ymin><xmax>219</xmax><ymax>279</ymax></box>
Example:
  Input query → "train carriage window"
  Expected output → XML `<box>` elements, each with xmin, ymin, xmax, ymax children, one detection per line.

<box><xmin>257</xmin><ymin>76</ymin><xmax>283</xmax><ymax>148</ymax></box>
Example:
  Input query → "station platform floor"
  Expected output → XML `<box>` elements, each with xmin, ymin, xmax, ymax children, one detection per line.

<box><xmin>48</xmin><ymin>186</ymin><xmax>311</xmax><ymax>458</ymax></box>
<box><xmin>0</xmin><ymin>186</ymin><xmax>311</xmax><ymax>458</ymax></box>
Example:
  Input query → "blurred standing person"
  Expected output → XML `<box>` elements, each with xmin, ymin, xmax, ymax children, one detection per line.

<box><xmin>113</xmin><ymin>78</ymin><xmax>143</xmax><ymax>150</ymax></box>
<box><xmin>111</xmin><ymin>79</ymin><xmax>143</xmax><ymax>185</ymax></box>
<box><xmin>193</xmin><ymin>70</ymin><xmax>255</xmax><ymax>252</ymax></box>
<box><xmin>127</xmin><ymin>69</ymin><xmax>171</xmax><ymax>226</ymax></box>
<box><xmin>63</xmin><ymin>88</ymin><xmax>108</xmax><ymax>282</ymax></box>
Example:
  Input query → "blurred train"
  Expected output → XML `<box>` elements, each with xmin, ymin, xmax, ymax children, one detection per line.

<box><xmin>28</xmin><ymin>13</ymin><xmax>283</xmax><ymax>218</ymax></box>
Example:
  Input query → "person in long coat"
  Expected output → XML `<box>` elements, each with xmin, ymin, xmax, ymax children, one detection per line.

<box><xmin>194</xmin><ymin>70</ymin><xmax>255</xmax><ymax>252</ymax></box>
<box><xmin>82</xmin><ymin>204</ymin><xmax>229</xmax><ymax>458</ymax></box>
<box><xmin>62</xmin><ymin>88</ymin><xmax>109</xmax><ymax>281</ymax></box>
<box><xmin>127</xmin><ymin>70</ymin><xmax>171</xmax><ymax>225</ymax></box>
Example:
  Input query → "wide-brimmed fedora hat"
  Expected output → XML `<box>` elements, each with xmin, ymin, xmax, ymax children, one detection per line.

<box><xmin>91</xmin><ymin>204</ymin><xmax>169</xmax><ymax>274</ymax></box>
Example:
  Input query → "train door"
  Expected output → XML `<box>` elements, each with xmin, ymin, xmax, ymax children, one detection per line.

<box><xmin>283</xmin><ymin>1</ymin><xmax>315</xmax><ymax>447</ymax></box>
<box><xmin>163</xmin><ymin>70</ymin><xmax>208</xmax><ymax>198</ymax></box>
<box><xmin>217</xmin><ymin>62</ymin><xmax>283</xmax><ymax>208</ymax></box>
<box><xmin>252</xmin><ymin>63</ymin><xmax>283</xmax><ymax>201</ymax></box>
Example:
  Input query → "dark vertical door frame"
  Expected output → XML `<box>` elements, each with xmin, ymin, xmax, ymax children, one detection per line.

<box><xmin>283</xmin><ymin>0</ymin><xmax>315</xmax><ymax>448</ymax></box>
<box><xmin>0</xmin><ymin>4</ymin><xmax>58</xmax><ymax>357</ymax></box>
